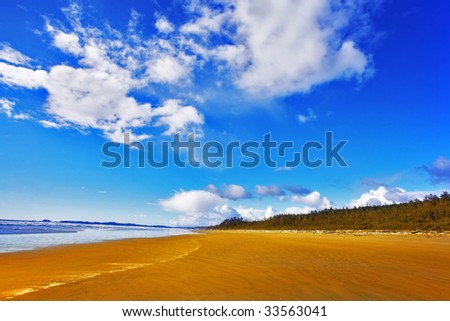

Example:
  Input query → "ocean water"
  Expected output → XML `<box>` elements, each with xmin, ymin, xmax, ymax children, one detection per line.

<box><xmin>0</xmin><ymin>220</ymin><xmax>193</xmax><ymax>253</ymax></box>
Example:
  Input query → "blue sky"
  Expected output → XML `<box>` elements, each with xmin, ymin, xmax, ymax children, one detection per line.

<box><xmin>0</xmin><ymin>0</ymin><xmax>449</xmax><ymax>226</ymax></box>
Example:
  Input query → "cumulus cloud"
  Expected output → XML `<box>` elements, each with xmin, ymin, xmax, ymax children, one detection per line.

<box><xmin>349</xmin><ymin>186</ymin><xmax>436</xmax><ymax>208</ymax></box>
<box><xmin>422</xmin><ymin>156</ymin><xmax>450</xmax><ymax>184</ymax></box>
<box><xmin>171</xmin><ymin>203</ymin><xmax>239</xmax><ymax>227</ymax></box>
<box><xmin>206</xmin><ymin>184</ymin><xmax>252</xmax><ymax>200</ymax></box>
<box><xmin>43</xmin><ymin>64</ymin><xmax>155</xmax><ymax>141</ymax></box>
<box><xmin>254</xmin><ymin>184</ymin><xmax>285</xmax><ymax>197</ymax></box>
<box><xmin>181</xmin><ymin>0</ymin><xmax>373</xmax><ymax>96</ymax></box>
<box><xmin>160</xmin><ymin>190</ymin><xmax>225</xmax><ymax>214</ymax></box>
<box><xmin>161</xmin><ymin>187</ymin><xmax>278</xmax><ymax>225</ymax></box>
<box><xmin>264</xmin><ymin>206</ymin><xmax>277</xmax><ymax>219</ymax></box>
<box><xmin>161</xmin><ymin>190</ymin><xmax>238</xmax><ymax>226</ymax></box>
<box><xmin>235</xmin><ymin>205</ymin><xmax>278</xmax><ymax>221</ymax></box>
<box><xmin>0</xmin><ymin>4</ymin><xmax>203</xmax><ymax>142</ymax></box>
<box><xmin>291</xmin><ymin>191</ymin><xmax>332</xmax><ymax>210</ymax></box>
<box><xmin>162</xmin><ymin>184</ymin><xmax>446</xmax><ymax>226</ymax></box>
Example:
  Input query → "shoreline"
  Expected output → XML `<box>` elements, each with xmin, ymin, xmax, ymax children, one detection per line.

<box><xmin>2</xmin><ymin>227</ymin><xmax>447</xmax><ymax>255</ymax></box>
<box><xmin>0</xmin><ymin>227</ymin><xmax>195</xmax><ymax>254</ymax></box>
<box><xmin>1</xmin><ymin>230</ymin><xmax>449</xmax><ymax>300</ymax></box>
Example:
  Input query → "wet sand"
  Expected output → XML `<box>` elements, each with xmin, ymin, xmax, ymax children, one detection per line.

<box><xmin>1</xmin><ymin>231</ymin><xmax>449</xmax><ymax>300</ymax></box>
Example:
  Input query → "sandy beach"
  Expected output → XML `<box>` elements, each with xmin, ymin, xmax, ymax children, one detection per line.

<box><xmin>1</xmin><ymin>231</ymin><xmax>449</xmax><ymax>300</ymax></box>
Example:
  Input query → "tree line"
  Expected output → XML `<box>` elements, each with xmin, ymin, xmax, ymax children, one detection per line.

<box><xmin>213</xmin><ymin>192</ymin><xmax>450</xmax><ymax>231</ymax></box>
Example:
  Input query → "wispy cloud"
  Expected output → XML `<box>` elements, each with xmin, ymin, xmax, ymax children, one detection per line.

<box><xmin>298</xmin><ymin>108</ymin><xmax>318</xmax><ymax>124</ymax></box>
<box><xmin>0</xmin><ymin>98</ymin><xmax>31</xmax><ymax>120</ymax></box>
<box><xmin>0</xmin><ymin>43</ymin><xmax>31</xmax><ymax>66</ymax></box>
<box><xmin>275</xmin><ymin>166</ymin><xmax>294</xmax><ymax>172</ymax></box>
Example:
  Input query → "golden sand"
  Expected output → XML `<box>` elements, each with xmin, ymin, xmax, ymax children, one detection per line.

<box><xmin>1</xmin><ymin>231</ymin><xmax>449</xmax><ymax>300</ymax></box>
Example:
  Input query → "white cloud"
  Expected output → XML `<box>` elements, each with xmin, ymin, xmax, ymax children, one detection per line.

<box><xmin>160</xmin><ymin>190</ymin><xmax>225</xmax><ymax>214</ymax></box>
<box><xmin>155</xmin><ymin>17</ymin><xmax>174</xmax><ymax>33</ymax></box>
<box><xmin>349</xmin><ymin>186</ymin><xmax>437</xmax><ymax>208</ymax></box>
<box><xmin>0</xmin><ymin>98</ymin><xmax>14</xmax><ymax>117</ymax></box>
<box><xmin>0</xmin><ymin>98</ymin><xmax>31</xmax><ymax>120</ymax></box>
<box><xmin>0</xmin><ymin>1</ymin><xmax>378</xmax><ymax>139</ymax></box>
<box><xmin>206</xmin><ymin>184</ymin><xmax>251</xmax><ymax>200</ymax></box>
<box><xmin>146</xmin><ymin>55</ymin><xmax>192</xmax><ymax>84</ymax></box>
<box><xmin>39</xmin><ymin>120</ymin><xmax>66</xmax><ymax>129</ymax></box>
<box><xmin>254</xmin><ymin>184</ymin><xmax>285</xmax><ymax>196</ymax></box>
<box><xmin>153</xmin><ymin>99</ymin><xmax>204</xmax><ymax>136</ymax></box>
<box><xmin>11</xmin><ymin>113</ymin><xmax>31</xmax><ymax>120</ymax></box>
<box><xmin>208</xmin><ymin>44</ymin><xmax>248</xmax><ymax>69</ymax></box>
<box><xmin>298</xmin><ymin>108</ymin><xmax>318</xmax><ymax>124</ymax></box>
<box><xmin>161</xmin><ymin>187</ymin><xmax>277</xmax><ymax>225</ymax></box>
<box><xmin>181</xmin><ymin>7</ymin><xmax>229</xmax><ymax>35</ymax></box>
<box><xmin>170</xmin><ymin>203</ymin><xmax>239</xmax><ymax>227</ymax></box>
<box><xmin>52</xmin><ymin>31</ymin><xmax>83</xmax><ymax>56</ymax></box>
<box><xmin>0</xmin><ymin>62</ymin><xmax>48</xmax><ymax>89</ymax></box>
<box><xmin>284</xmin><ymin>206</ymin><xmax>315</xmax><ymax>214</ymax></box>
<box><xmin>181</xmin><ymin>0</ymin><xmax>372</xmax><ymax>96</ymax></box>
<box><xmin>222</xmin><ymin>184</ymin><xmax>250</xmax><ymax>200</ymax></box>
<box><xmin>0</xmin><ymin>6</ymin><xmax>204</xmax><ymax>142</ymax></box>
<box><xmin>264</xmin><ymin>206</ymin><xmax>277</xmax><ymax>219</ymax></box>
<box><xmin>161</xmin><ymin>189</ymin><xmax>238</xmax><ymax>226</ymax></box>
<box><xmin>162</xmin><ymin>184</ymin><xmax>445</xmax><ymax>226</ymax></box>
<box><xmin>235</xmin><ymin>205</ymin><xmax>277</xmax><ymax>221</ymax></box>
<box><xmin>233</xmin><ymin>0</ymin><xmax>369</xmax><ymax>96</ymax></box>
<box><xmin>291</xmin><ymin>190</ymin><xmax>332</xmax><ymax>210</ymax></box>
<box><xmin>43</xmin><ymin>64</ymin><xmax>154</xmax><ymax>141</ymax></box>
<box><xmin>0</xmin><ymin>43</ymin><xmax>31</xmax><ymax>65</ymax></box>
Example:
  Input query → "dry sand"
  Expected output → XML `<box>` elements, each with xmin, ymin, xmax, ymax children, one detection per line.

<box><xmin>0</xmin><ymin>231</ymin><xmax>449</xmax><ymax>300</ymax></box>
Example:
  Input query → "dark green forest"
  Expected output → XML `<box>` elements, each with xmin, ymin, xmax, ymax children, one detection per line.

<box><xmin>213</xmin><ymin>192</ymin><xmax>450</xmax><ymax>231</ymax></box>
